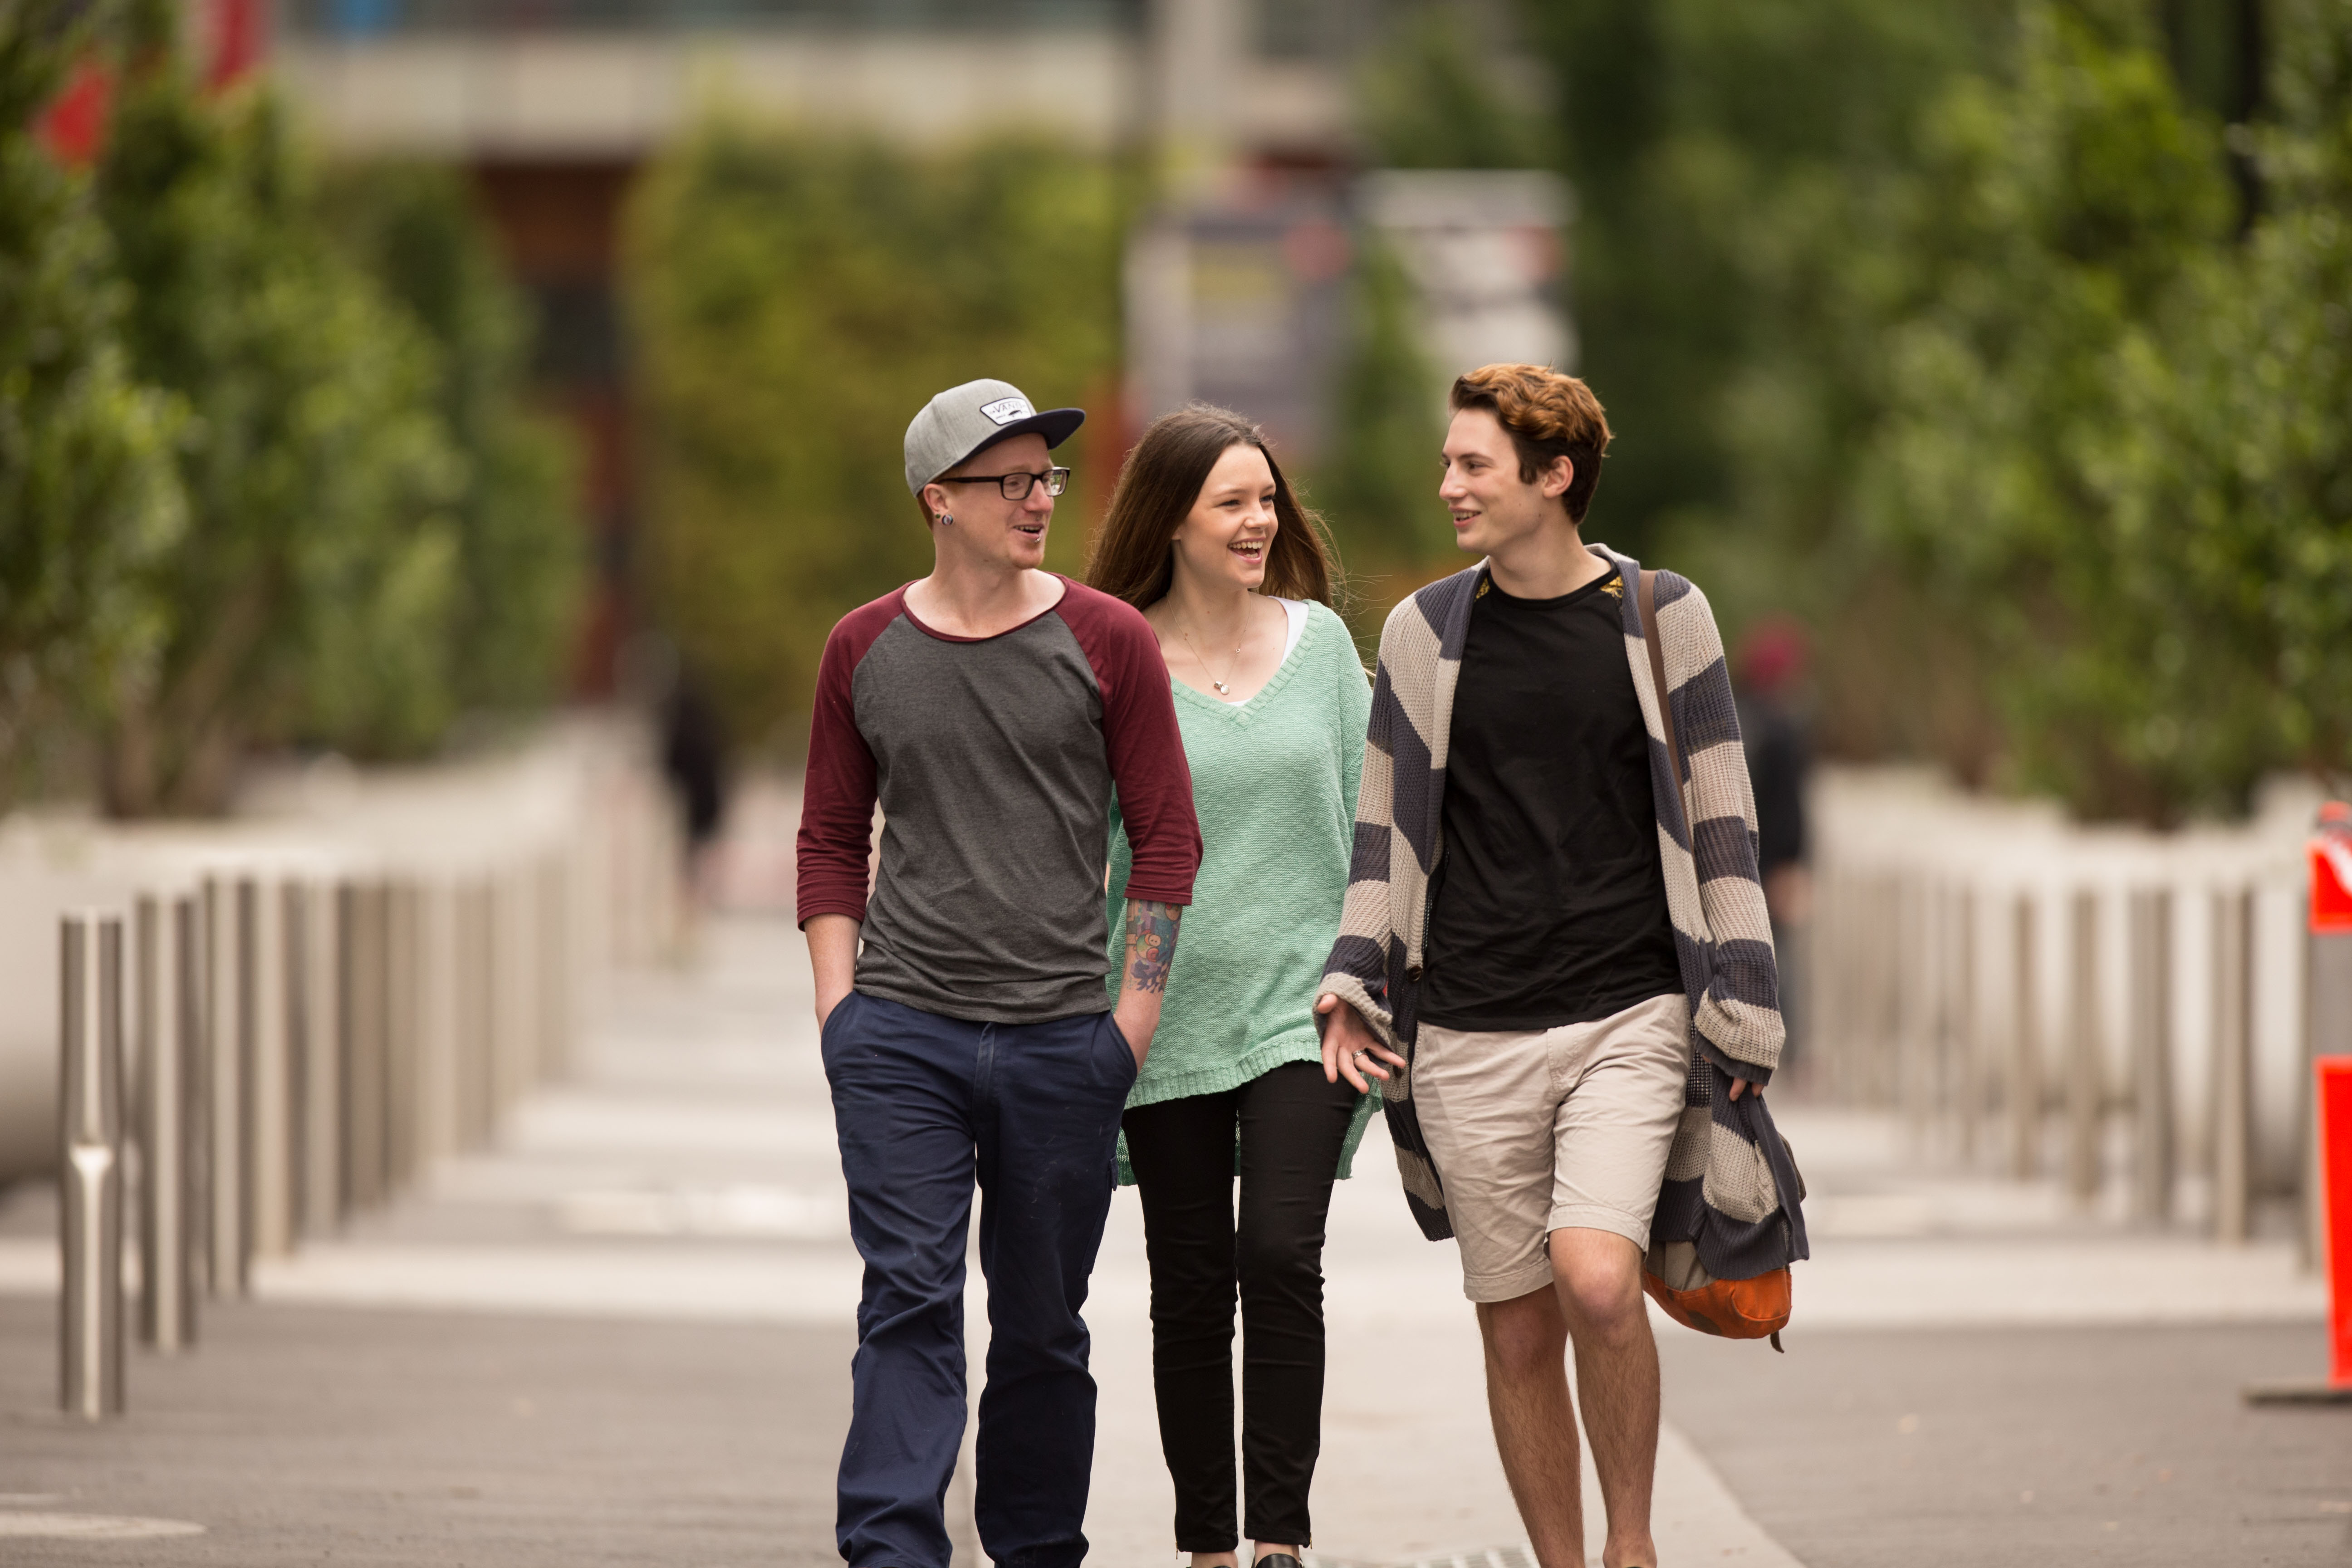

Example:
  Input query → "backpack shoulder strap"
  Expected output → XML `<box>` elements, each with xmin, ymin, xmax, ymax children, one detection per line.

<box><xmin>1637</xmin><ymin>568</ymin><xmax>1681</xmax><ymax>778</ymax></box>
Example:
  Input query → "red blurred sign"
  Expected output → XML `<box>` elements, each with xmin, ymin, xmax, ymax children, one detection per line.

<box><xmin>39</xmin><ymin>59</ymin><xmax>112</xmax><ymax>168</ymax></box>
<box><xmin>2314</xmin><ymin>801</ymin><xmax>2352</xmax><ymax>935</ymax></box>
<box><xmin>206</xmin><ymin>0</ymin><xmax>267</xmax><ymax>90</ymax></box>
<box><xmin>2320</xmin><ymin>1058</ymin><xmax>2352</xmax><ymax>1387</ymax></box>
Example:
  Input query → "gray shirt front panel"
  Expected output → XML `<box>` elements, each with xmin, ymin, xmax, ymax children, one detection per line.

<box><xmin>849</xmin><ymin>612</ymin><xmax>1115</xmax><ymax>1022</ymax></box>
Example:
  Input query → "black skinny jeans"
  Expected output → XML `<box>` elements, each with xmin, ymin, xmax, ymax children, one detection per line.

<box><xmin>1120</xmin><ymin>1060</ymin><xmax>1362</xmax><ymax>1552</ymax></box>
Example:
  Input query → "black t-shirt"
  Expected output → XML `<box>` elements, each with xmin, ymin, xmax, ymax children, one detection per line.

<box><xmin>1418</xmin><ymin>567</ymin><xmax>1685</xmax><ymax>1031</ymax></box>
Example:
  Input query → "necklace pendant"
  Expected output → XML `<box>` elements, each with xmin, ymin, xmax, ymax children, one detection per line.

<box><xmin>1212</xmin><ymin>681</ymin><xmax>1230</xmax><ymax>694</ymax></box>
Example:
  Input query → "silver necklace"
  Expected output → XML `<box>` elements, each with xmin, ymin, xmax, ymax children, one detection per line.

<box><xmin>1180</xmin><ymin>623</ymin><xmax>1247</xmax><ymax>695</ymax></box>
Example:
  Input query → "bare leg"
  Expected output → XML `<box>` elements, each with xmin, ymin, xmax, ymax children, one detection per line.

<box><xmin>1191</xmin><ymin>1555</ymin><xmax>1239</xmax><ymax>1568</ymax></box>
<box><xmin>1550</xmin><ymin>1229</ymin><xmax>1658</xmax><ymax>1568</ymax></box>
<box><xmin>1475</xmin><ymin>1289</ymin><xmax>1583</xmax><ymax>1568</ymax></box>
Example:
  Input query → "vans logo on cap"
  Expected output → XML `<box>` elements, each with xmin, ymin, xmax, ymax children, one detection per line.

<box><xmin>979</xmin><ymin>396</ymin><xmax>1034</xmax><ymax>426</ymax></box>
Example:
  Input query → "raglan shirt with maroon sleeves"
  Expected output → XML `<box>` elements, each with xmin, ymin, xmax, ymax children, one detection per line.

<box><xmin>796</xmin><ymin>576</ymin><xmax>1202</xmax><ymax>1024</ymax></box>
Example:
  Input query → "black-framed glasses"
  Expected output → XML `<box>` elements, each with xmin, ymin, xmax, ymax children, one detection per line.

<box><xmin>936</xmin><ymin>466</ymin><xmax>1071</xmax><ymax>501</ymax></box>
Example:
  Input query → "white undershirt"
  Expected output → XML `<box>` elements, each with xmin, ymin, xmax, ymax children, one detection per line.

<box><xmin>1219</xmin><ymin>598</ymin><xmax>1308</xmax><ymax>706</ymax></box>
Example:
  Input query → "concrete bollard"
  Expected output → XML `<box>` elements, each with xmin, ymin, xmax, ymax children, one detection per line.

<box><xmin>202</xmin><ymin>877</ymin><xmax>248</xmax><ymax>1298</ymax></box>
<box><xmin>340</xmin><ymin>881</ymin><xmax>389</xmax><ymax>1213</ymax></box>
<box><xmin>2067</xmin><ymin>889</ymin><xmax>2104</xmax><ymax>1207</ymax></box>
<box><xmin>2212</xmin><ymin>886</ymin><xmax>2255</xmax><ymax>1243</ymax></box>
<box><xmin>455</xmin><ymin>878</ymin><xmax>494</xmax><ymax>1152</ymax></box>
<box><xmin>1953</xmin><ymin>885</ymin><xmax>1981</xmax><ymax>1163</ymax></box>
<box><xmin>487</xmin><ymin>873</ymin><xmax>515</xmax><ymax>1113</ymax></box>
<box><xmin>2127</xmin><ymin>887</ymin><xmax>2176</xmax><ymax>1224</ymax></box>
<box><xmin>1807</xmin><ymin>871</ymin><xmax>1839</xmax><ymax>1095</ymax></box>
<box><xmin>1848</xmin><ymin>871</ymin><xmax>1872</xmax><ymax>1100</ymax></box>
<box><xmin>1867</xmin><ymin>872</ymin><xmax>1895</xmax><ymax>1106</ymax></box>
<box><xmin>1872</xmin><ymin>874</ymin><xmax>1901</xmax><ymax>1107</ymax></box>
<box><xmin>1838</xmin><ymin>873</ymin><xmax>1867</xmax><ymax>1105</ymax></box>
<box><xmin>275</xmin><ymin>883</ymin><xmax>309</xmax><ymax>1235</ymax></box>
<box><xmin>2009</xmin><ymin>892</ymin><xmax>2042</xmax><ymax>1181</ymax></box>
<box><xmin>60</xmin><ymin>912</ymin><xmax>127</xmax><ymax>1419</ymax></box>
<box><xmin>414</xmin><ymin>878</ymin><xmax>461</xmax><ymax>1167</ymax></box>
<box><xmin>514</xmin><ymin>864</ymin><xmax>545</xmax><ymax>1088</ymax></box>
<box><xmin>490</xmin><ymin>871</ymin><xmax>537</xmax><ymax>1118</ymax></box>
<box><xmin>537</xmin><ymin>855</ymin><xmax>573</xmax><ymax>1083</ymax></box>
<box><xmin>1836</xmin><ymin>872</ymin><xmax>1865</xmax><ymax>1105</ymax></box>
<box><xmin>1853</xmin><ymin>871</ymin><xmax>1882</xmax><ymax>1105</ymax></box>
<box><xmin>1907</xmin><ymin>877</ymin><xmax>1938</xmax><ymax>1144</ymax></box>
<box><xmin>295</xmin><ymin>880</ymin><xmax>345</xmax><ymax>1236</ymax></box>
<box><xmin>245</xmin><ymin>878</ymin><xmax>297</xmax><ymax>1259</ymax></box>
<box><xmin>136</xmin><ymin>895</ymin><xmax>200</xmax><ymax>1351</ymax></box>
<box><xmin>1908</xmin><ymin>875</ymin><xmax>1945</xmax><ymax>1144</ymax></box>
<box><xmin>385</xmin><ymin>881</ymin><xmax>421</xmax><ymax>1192</ymax></box>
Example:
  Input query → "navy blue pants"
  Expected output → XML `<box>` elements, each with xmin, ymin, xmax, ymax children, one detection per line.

<box><xmin>821</xmin><ymin>990</ymin><xmax>1137</xmax><ymax>1568</ymax></box>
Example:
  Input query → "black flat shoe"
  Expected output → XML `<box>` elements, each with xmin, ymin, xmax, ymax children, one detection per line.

<box><xmin>1254</xmin><ymin>1554</ymin><xmax>1304</xmax><ymax>1568</ymax></box>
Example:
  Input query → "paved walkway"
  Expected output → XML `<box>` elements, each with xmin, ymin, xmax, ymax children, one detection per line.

<box><xmin>0</xmin><ymin>1297</ymin><xmax>847</xmax><ymax>1565</ymax></box>
<box><xmin>0</xmin><ymin>915</ymin><xmax>2342</xmax><ymax>1565</ymax></box>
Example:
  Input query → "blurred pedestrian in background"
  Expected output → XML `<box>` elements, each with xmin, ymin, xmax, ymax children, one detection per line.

<box><xmin>660</xmin><ymin>669</ymin><xmax>729</xmax><ymax>909</ymax></box>
<box><xmin>797</xmin><ymin>379</ymin><xmax>1201</xmax><ymax>1568</ymax></box>
<box><xmin>1318</xmin><ymin>364</ymin><xmax>1794</xmax><ymax>1568</ymax></box>
<box><xmin>1086</xmin><ymin>407</ymin><xmax>1375</xmax><ymax>1568</ymax></box>
<box><xmin>1734</xmin><ymin>618</ymin><xmax>1811</xmax><ymax>1065</ymax></box>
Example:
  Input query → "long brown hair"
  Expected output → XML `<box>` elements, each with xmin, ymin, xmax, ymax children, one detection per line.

<box><xmin>1086</xmin><ymin>405</ymin><xmax>1341</xmax><ymax>610</ymax></box>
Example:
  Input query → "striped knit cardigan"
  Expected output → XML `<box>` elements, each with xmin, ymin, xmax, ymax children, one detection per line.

<box><xmin>1319</xmin><ymin>545</ymin><xmax>1810</xmax><ymax>1285</ymax></box>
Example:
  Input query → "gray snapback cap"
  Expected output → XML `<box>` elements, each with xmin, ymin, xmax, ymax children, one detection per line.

<box><xmin>904</xmin><ymin>378</ymin><xmax>1086</xmax><ymax>498</ymax></box>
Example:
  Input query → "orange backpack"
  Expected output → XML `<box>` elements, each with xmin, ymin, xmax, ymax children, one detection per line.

<box><xmin>1639</xmin><ymin>1101</ymin><xmax>1806</xmax><ymax>1350</ymax></box>
<box><xmin>1642</xmin><ymin>1248</ymin><xmax>1794</xmax><ymax>1349</ymax></box>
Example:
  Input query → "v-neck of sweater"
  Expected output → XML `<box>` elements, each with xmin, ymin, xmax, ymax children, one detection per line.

<box><xmin>1168</xmin><ymin>603</ymin><xmax>1317</xmax><ymax>721</ymax></box>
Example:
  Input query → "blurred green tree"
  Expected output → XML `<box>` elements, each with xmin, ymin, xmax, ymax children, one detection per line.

<box><xmin>315</xmin><ymin>162</ymin><xmax>583</xmax><ymax>715</ymax></box>
<box><xmin>1524</xmin><ymin>0</ymin><xmax>2351</xmax><ymax>821</ymax></box>
<box><xmin>96</xmin><ymin>24</ymin><xmax>464</xmax><ymax>811</ymax></box>
<box><xmin>1742</xmin><ymin>0</ymin><xmax>2352</xmax><ymax>819</ymax></box>
<box><xmin>1853</xmin><ymin>5</ymin><xmax>2239</xmax><ymax>820</ymax></box>
<box><xmin>1521</xmin><ymin>0</ymin><xmax>1999</xmax><ymax>565</ymax></box>
<box><xmin>627</xmin><ymin>127</ymin><xmax>1122</xmax><ymax>751</ymax></box>
<box><xmin>0</xmin><ymin>1</ymin><xmax>182</xmax><ymax>801</ymax></box>
<box><xmin>2122</xmin><ymin>0</ymin><xmax>2352</xmax><ymax>806</ymax></box>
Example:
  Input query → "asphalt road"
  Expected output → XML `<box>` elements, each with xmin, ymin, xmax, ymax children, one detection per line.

<box><xmin>1661</xmin><ymin>1320</ymin><xmax>2352</xmax><ymax>1567</ymax></box>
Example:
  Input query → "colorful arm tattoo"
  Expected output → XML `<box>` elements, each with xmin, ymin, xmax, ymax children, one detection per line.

<box><xmin>1122</xmin><ymin>899</ymin><xmax>1181</xmax><ymax>995</ymax></box>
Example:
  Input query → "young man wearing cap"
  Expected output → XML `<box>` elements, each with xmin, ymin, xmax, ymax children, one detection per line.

<box><xmin>1315</xmin><ymin>364</ymin><xmax>1790</xmax><ymax>1568</ymax></box>
<box><xmin>799</xmin><ymin>378</ymin><xmax>1202</xmax><ymax>1568</ymax></box>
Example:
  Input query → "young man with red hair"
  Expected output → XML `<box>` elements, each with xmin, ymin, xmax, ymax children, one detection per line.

<box><xmin>1316</xmin><ymin>364</ymin><xmax>1799</xmax><ymax>1568</ymax></box>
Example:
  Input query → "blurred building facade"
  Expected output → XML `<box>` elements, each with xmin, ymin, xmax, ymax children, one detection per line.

<box><xmin>261</xmin><ymin>0</ymin><xmax>1566</xmax><ymax>669</ymax></box>
<box><xmin>1130</xmin><ymin>166</ymin><xmax>1571</xmax><ymax>469</ymax></box>
<box><xmin>266</xmin><ymin>0</ymin><xmax>1380</xmax><ymax>690</ymax></box>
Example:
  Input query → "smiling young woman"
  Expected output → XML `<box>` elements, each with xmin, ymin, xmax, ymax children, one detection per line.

<box><xmin>1085</xmin><ymin>406</ymin><xmax>1372</xmax><ymax>1568</ymax></box>
<box><xmin>1087</xmin><ymin>407</ymin><xmax>1334</xmax><ymax>610</ymax></box>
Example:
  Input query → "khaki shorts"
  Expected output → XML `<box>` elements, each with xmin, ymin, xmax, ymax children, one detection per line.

<box><xmin>1412</xmin><ymin>992</ymin><xmax>1692</xmax><ymax>1303</ymax></box>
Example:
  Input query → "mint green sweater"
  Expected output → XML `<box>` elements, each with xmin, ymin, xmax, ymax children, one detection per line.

<box><xmin>1107</xmin><ymin>598</ymin><xmax>1377</xmax><ymax>1182</ymax></box>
